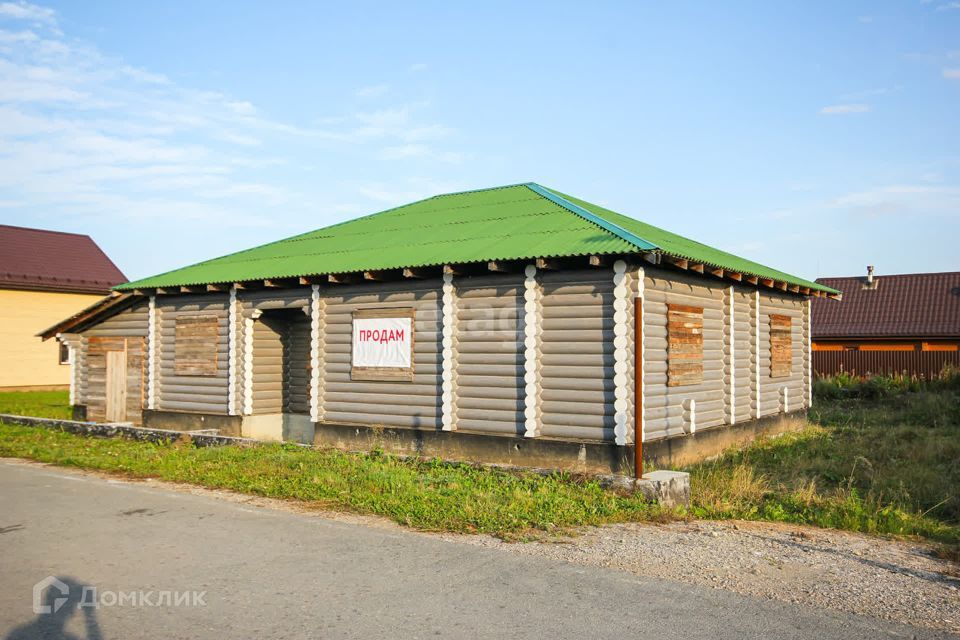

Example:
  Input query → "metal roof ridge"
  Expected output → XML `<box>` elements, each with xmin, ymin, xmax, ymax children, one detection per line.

<box><xmin>524</xmin><ymin>183</ymin><xmax>659</xmax><ymax>252</ymax></box>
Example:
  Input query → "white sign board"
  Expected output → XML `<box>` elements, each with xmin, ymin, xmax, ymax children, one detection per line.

<box><xmin>352</xmin><ymin>316</ymin><xmax>413</xmax><ymax>369</ymax></box>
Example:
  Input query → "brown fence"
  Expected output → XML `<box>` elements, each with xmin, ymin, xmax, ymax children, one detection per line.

<box><xmin>813</xmin><ymin>351</ymin><xmax>960</xmax><ymax>379</ymax></box>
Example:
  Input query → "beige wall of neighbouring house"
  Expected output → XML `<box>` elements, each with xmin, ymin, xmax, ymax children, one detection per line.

<box><xmin>0</xmin><ymin>288</ymin><xmax>104</xmax><ymax>390</ymax></box>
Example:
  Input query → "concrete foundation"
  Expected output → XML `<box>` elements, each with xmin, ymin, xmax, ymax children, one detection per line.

<box><xmin>314</xmin><ymin>422</ymin><xmax>634</xmax><ymax>476</ymax></box>
<box><xmin>64</xmin><ymin>407</ymin><xmax>809</xmax><ymax>476</ymax></box>
<box><xmin>142</xmin><ymin>410</ymin><xmax>243</xmax><ymax>437</ymax></box>
<box><xmin>241</xmin><ymin>413</ymin><xmax>314</xmax><ymax>444</ymax></box>
<box><xmin>642</xmin><ymin>411</ymin><xmax>808</xmax><ymax>468</ymax></box>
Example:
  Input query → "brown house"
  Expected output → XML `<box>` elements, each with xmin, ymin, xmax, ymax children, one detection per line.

<box><xmin>811</xmin><ymin>268</ymin><xmax>960</xmax><ymax>377</ymax></box>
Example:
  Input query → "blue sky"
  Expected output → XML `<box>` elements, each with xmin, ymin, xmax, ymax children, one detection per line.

<box><xmin>1</xmin><ymin>1</ymin><xmax>957</xmax><ymax>282</ymax></box>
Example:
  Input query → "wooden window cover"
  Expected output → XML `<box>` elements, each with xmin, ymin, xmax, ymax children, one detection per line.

<box><xmin>350</xmin><ymin>307</ymin><xmax>416</xmax><ymax>382</ymax></box>
<box><xmin>175</xmin><ymin>315</ymin><xmax>219</xmax><ymax>376</ymax></box>
<box><xmin>667</xmin><ymin>303</ymin><xmax>703</xmax><ymax>387</ymax></box>
<box><xmin>770</xmin><ymin>314</ymin><xmax>792</xmax><ymax>378</ymax></box>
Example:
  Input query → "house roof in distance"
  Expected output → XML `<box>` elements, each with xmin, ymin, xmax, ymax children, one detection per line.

<box><xmin>0</xmin><ymin>224</ymin><xmax>126</xmax><ymax>294</ymax></box>
<box><xmin>812</xmin><ymin>271</ymin><xmax>960</xmax><ymax>339</ymax></box>
<box><xmin>116</xmin><ymin>182</ymin><xmax>838</xmax><ymax>297</ymax></box>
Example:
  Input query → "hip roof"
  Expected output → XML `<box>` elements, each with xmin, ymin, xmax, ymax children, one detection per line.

<box><xmin>116</xmin><ymin>183</ymin><xmax>837</xmax><ymax>296</ymax></box>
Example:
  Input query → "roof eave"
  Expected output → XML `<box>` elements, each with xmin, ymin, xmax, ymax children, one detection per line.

<box><xmin>37</xmin><ymin>292</ymin><xmax>138</xmax><ymax>340</ymax></box>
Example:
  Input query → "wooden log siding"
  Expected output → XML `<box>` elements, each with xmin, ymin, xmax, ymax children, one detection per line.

<box><xmin>251</xmin><ymin>316</ymin><xmax>283</xmax><ymax>414</ymax></box>
<box><xmin>76</xmin><ymin>302</ymin><xmax>149</xmax><ymax>409</ymax></box>
<box><xmin>174</xmin><ymin>316</ymin><xmax>219</xmax><ymax>376</ymax></box>
<box><xmin>643</xmin><ymin>271</ymin><xmax>726</xmax><ymax>441</ymax></box>
<box><xmin>667</xmin><ymin>304</ymin><xmax>704</xmax><ymax>386</ymax></box>
<box><xmin>84</xmin><ymin>336</ymin><xmax>145</xmax><ymax>424</ymax></box>
<box><xmin>245</xmin><ymin>311</ymin><xmax>310</xmax><ymax>415</ymax></box>
<box><xmin>284</xmin><ymin>313</ymin><xmax>311</xmax><ymax>414</ymax></box>
<box><xmin>235</xmin><ymin>288</ymin><xmax>313</xmax><ymax>417</ymax></box>
<box><xmin>758</xmin><ymin>292</ymin><xmax>805</xmax><ymax>416</ymax></box>
<box><xmin>733</xmin><ymin>288</ymin><xmax>754</xmax><ymax>423</ymax></box>
<box><xmin>157</xmin><ymin>295</ymin><xmax>229</xmax><ymax>414</ymax></box>
<box><xmin>769</xmin><ymin>314</ymin><xmax>793</xmax><ymax>378</ymax></box>
<box><xmin>321</xmin><ymin>280</ymin><xmax>442</xmax><ymax>429</ymax></box>
<box><xmin>454</xmin><ymin>275</ymin><xmax>525</xmax><ymax>436</ymax></box>
<box><xmin>539</xmin><ymin>269</ymin><xmax>617</xmax><ymax>441</ymax></box>
<box><xmin>804</xmin><ymin>298</ymin><xmax>812</xmax><ymax>408</ymax></box>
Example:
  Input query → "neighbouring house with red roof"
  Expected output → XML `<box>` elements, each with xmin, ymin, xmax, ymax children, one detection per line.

<box><xmin>811</xmin><ymin>268</ymin><xmax>960</xmax><ymax>377</ymax></box>
<box><xmin>0</xmin><ymin>225</ymin><xmax>125</xmax><ymax>390</ymax></box>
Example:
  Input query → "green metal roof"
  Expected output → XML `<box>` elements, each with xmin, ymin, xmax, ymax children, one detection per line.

<box><xmin>117</xmin><ymin>183</ymin><xmax>838</xmax><ymax>296</ymax></box>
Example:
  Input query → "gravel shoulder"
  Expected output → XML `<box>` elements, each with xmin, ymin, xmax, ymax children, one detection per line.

<box><xmin>446</xmin><ymin>520</ymin><xmax>960</xmax><ymax>635</ymax></box>
<box><xmin>5</xmin><ymin>458</ymin><xmax>959</xmax><ymax>635</ymax></box>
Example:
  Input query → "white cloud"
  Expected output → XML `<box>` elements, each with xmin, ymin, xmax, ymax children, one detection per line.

<box><xmin>819</xmin><ymin>103</ymin><xmax>870</xmax><ymax>115</ymax></box>
<box><xmin>355</xmin><ymin>83</ymin><xmax>389</xmax><ymax>98</ymax></box>
<box><xmin>936</xmin><ymin>1</ymin><xmax>960</xmax><ymax>9</ymax></box>
<box><xmin>0</xmin><ymin>1</ymin><xmax>55</xmax><ymax>24</ymax></box>
<box><xmin>830</xmin><ymin>185</ymin><xmax>960</xmax><ymax>218</ymax></box>
<box><xmin>409</xmin><ymin>63</ymin><xmax>427</xmax><ymax>72</ymax></box>
<box><xmin>943</xmin><ymin>68</ymin><xmax>960</xmax><ymax>79</ymax></box>
<box><xmin>0</xmin><ymin>0</ymin><xmax>466</xmax><ymax>267</ymax></box>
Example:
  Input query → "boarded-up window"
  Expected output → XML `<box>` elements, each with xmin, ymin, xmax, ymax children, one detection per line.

<box><xmin>667</xmin><ymin>304</ymin><xmax>703</xmax><ymax>387</ymax></box>
<box><xmin>770</xmin><ymin>314</ymin><xmax>792</xmax><ymax>378</ymax></box>
<box><xmin>175</xmin><ymin>315</ymin><xmax>219</xmax><ymax>376</ymax></box>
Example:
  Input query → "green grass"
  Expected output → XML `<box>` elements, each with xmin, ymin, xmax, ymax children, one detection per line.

<box><xmin>0</xmin><ymin>422</ymin><xmax>664</xmax><ymax>538</ymax></box>
<box><xmin>688</xmin><ymin>373</ymin><xmax>960</xmax><ymax>545</ymax></box>
<box><xmin>0</xmin><ymin>390</ymin><xmax>72</xmax><ymax>419</ymax></box>
<box><xmin>0</xmin><ymin>381</ymin><xmax>958</xmax><ymax>546</ymax></box>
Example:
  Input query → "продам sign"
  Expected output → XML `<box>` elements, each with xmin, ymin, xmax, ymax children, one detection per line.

<box><xmin>351</xmin><ymin>308</ymin><xmax>415</xmax><ymax>380</ymax></box>
<box><xmin>352</xmin><ymin>317</ymin><xmax>412</xmax><ymax>368</ymax></box>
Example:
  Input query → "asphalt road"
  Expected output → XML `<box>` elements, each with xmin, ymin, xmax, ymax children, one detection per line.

<box><xmin>0</xmin><ymin>460</ymin><xmax>954</xmax><ymax>640</ymax></box>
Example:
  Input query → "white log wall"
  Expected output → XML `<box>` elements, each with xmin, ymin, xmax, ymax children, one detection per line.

<box><xmin>758</xmin><ymin>291</ymin><xmax>806</xmax><ymax>416</ymax></box>
<box><xmin>642</xmin><ymin>270</ymin><xmax>725</xmax><ymax>441</ymax></box>
<box><xmin>455</xmin><ymin>274</ymin><xmax>524</xmax><ymax>435</ymax></box>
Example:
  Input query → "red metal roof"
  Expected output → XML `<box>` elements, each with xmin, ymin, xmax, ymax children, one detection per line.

<box><xmin>812</xmin><ymin>271</ymin><xmax>960</xmax><ymax>339</ymax></box>
<box><xmin>0</xmin><ymin>225</ymin><xmax>126</xmax><ymax>294</ymax></box>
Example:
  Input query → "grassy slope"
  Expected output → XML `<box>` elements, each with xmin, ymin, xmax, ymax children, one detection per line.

<box><xmin>0</xmin><ymin>387</ymin><xmax>957</xmax><ymax>544</ymax></box>
<box><xmin>688</xmin><ymin>380</ymin><xmax>960</xmax><ymax>544</ymax></box>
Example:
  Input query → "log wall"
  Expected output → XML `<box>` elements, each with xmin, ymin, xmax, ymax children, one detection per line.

<box><xmin>76</xmin><ymin>302</ymin><xmax>149</xmax><ymax>409</ymax></box>
<box><xmin>758</xmin><ymin>292</ymin><xmax>805</xmax><ymax>415</ymax></box>
<box><xmin>321</xmin><ymin>280</ymin><xmax>442</xmax><ymax>429</ymax></box>
<box><xmin>539</xmin><ymin>269</ymin><xmax>616</xmax><ymax>440</ymax></box>
<box><xmin>642</xmin><ymin>270</ymin><xmax>725</xmax><ymax>440</ymax></box>
<box><xmin>156</xmin><ymin>295</ymin><xmax>229</xmax><ymax>414</ymax></box>
<box><xmin>454</xmin><ymin>274</ymin><xmax>525</xmax><ymax>435</ymax></box>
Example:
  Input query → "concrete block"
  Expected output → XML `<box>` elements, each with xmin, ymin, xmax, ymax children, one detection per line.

<box><xmin>634</xmin><ymin>470</ymin><xmax>690</xmax><ymax>508</ymax></box>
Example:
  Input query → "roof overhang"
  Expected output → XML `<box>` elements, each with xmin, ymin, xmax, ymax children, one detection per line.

<box><xmin>37</xmin><ymin>292</ymin><xmax>139</xmax><ymax>340</ymax></box>
<box><xmin>120</xmin><ymin>250</ymin><xmax>837</xmax><ymax>303</ymax></box>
